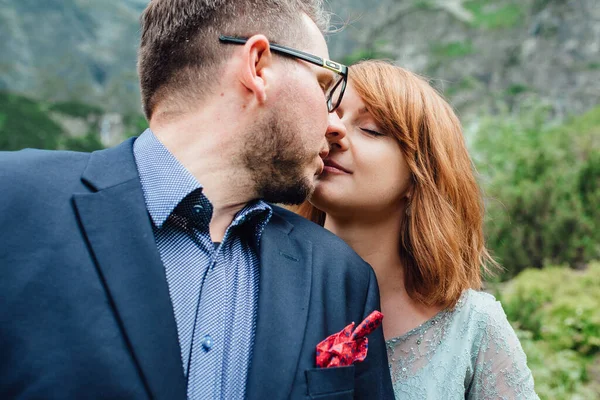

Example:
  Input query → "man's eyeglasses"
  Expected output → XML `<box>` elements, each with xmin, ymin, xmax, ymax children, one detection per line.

<box><xmin>219</xmin><ymin>35</ymin><xmax>348</xmax><ymax>113</ymax></box>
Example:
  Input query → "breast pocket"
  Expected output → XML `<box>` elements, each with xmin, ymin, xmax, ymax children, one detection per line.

<box><xmin>305</xmin><ymin>365</ymin><xmax>355</xmax><ymax>399</ymax></box>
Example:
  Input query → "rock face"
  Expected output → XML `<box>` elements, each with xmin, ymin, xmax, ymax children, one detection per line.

<box><xmin>1</xmin><ymin>0</ymin><xmax>598</xmax><ymax>119</ymax></box>
<box><xmin>0</xmin><ymin>0</ymin><xmax>145</xmax><ymax>114</ymax></box>
<box><xmin>327</xmin><ymin>0</ymin><xmax>600</xmax><ymax>120</ymax></box>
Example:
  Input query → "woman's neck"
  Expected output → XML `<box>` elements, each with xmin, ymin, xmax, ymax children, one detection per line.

<box><xmin>323</xmin><ymin>210</ymin><xmax>405</xmax><ymax>295</ymax></box>
<box><xmin>324</xmin><ymin>210</ymin><xmax>443</xmax><ymax>339</ymax></box>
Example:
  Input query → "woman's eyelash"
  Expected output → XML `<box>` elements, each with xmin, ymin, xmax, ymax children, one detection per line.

<box><xmin>360</xmin><ymin>128</ymin><xmax>384</xmax><ymax>136</ymax></box>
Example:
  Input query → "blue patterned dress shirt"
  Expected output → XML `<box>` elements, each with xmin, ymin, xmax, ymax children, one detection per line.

<box><xmin>133</xmin><ymin>129</ymin><xmax>272</xmax><ymax>399</ymax></box>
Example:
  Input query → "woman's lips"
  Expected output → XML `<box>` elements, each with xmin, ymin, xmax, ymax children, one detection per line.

<box><xmin>322</xmin><ymin>159</ymin><xmax>351</xmax><ymax>174</ymax></box>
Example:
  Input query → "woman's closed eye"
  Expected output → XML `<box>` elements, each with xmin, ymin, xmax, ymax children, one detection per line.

<box><xmin>360</xmin><ymin>127</ymin><xmax>385</xmax><ymax>137</ymax></box>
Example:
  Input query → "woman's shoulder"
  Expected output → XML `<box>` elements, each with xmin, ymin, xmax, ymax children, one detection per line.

<box><xmin>454</xmin><ymin>289</ymin><xmax>513</xmax><ymax>335</ymax></box>
<box><xmin>460</xmin><ymin>289</ymin><xmax>505</xmax><ymax>316</ymax></box>
<box><xmin>458</xmin><ymin>293</ymin><xmax>539</xmax><ymax>399</ymax></box>
<box><xmin>452</xmin><ymin>289</ymin><xmax>526</xmax><ymax>358</ymax></box>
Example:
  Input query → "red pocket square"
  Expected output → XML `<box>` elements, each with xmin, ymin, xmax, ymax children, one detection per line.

<box><xmin>316</xmin><ymin>310</ymin><xmax>384</xmax><ymax>368</ymax></box>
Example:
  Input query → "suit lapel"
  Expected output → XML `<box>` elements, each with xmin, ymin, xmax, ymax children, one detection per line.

<box><xmin>73</xmin><ymin>139</ymin><xmax>186</xmax><ymax>400</ymax></box>
<box><xmin>246</xmin><ymin>214</ymin><xmax>313</xmax><ymax>399</ymax></box>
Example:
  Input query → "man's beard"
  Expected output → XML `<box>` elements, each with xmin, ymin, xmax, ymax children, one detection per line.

<box><xmin>242</xmin><ymin>112</ymin><xmax>316</xmax><ymax>205</ymax></box>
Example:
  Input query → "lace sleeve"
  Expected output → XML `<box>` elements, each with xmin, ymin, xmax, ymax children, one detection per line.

<box><xmin>467</xmin><ymin>299</ymin><xmax>539</xmax><ymax>400</ymax></box>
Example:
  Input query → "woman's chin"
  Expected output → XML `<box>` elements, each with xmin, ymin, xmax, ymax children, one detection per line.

<box><xmin>310</xmin><ymin>184</ymin><xmax>345</xmax><ymax>211</ymax></box>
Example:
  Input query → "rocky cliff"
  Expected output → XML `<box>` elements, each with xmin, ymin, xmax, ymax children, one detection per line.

<box><xmin>328</xmin><ymin>0</ymin><xmax>600</xmax><ymax>120</ymax></box>
<box><xmin>1</xmin><ymin>0</ymin><xmax>598</xmax><ymax>120</ymax></box>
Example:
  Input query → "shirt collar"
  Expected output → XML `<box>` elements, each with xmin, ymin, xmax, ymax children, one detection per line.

<box><xmin>133</xmin><ymin>128</ymin><xmax>202</xmax><ymax>228</ymax></box>
<box><xmin>230</xmin><ymin>200</ymin><xmax>273</xmax><ymax>231</ymax></box>
<box><xmin>133</xmin><ymin>129</ymin><xmax>273</xmax><ymax>234</ymax></box>
<box><xmin>232</xmin><ymin>201</ymin><xmax>274</xmax><ymax>247</ymax></box>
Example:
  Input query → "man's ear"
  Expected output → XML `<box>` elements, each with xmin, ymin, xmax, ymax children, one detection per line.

<box><xmin>239</xmin><ymin>34</ymin><xmax>273</xmax><ymax>104</ymax></box>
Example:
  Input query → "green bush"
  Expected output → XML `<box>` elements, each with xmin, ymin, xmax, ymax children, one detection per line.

<box><xmin>501</xmin><ymin>263</ymin><xmax>600</xmax><ymax>353</ymax></box>
<box><xmin>465</xmin><ymin>0</ymin><xmax>525</xmax><ymax>29</ymax></box>
<box><xmin>497</xmin><ymin>264</ymin><xmax>600</xmax><ymax>399</ymax></box>
<box><xmin>518</xmin><ymin>332</ymin><xmax>597</xmax><ymax>400</ymax></box>
<box><xmin>0</xmin><ymin>91</ymin><xmax>64</xmax><ymax>150</ymax></box>
<box><xmin>48</xmin><ymin>101</ymin><xmax>104</xmax><ymax>119</ymax></box>
<box><xmin>0</xmin><ymin>91</ymin><xmax>110</xmax><ymax>152</ymax></box>
<box><xmin>430</xmin><ymin>40</ymin><xmax>474</xmax><ymax>59</ymax></box>
<box><xmin>473</xmin><ymin>103</ymin><xmax>600</xmax><ymax>278</ymax></box>
<box><xmin>61</xmin><ymin>132</ymin><xmax>104</xmax><ymax>152</ymax></box>
<box><xmin>122</xmin><ymin>113</ymin><xmax>149</xmax><ymax>138</ymax></box>
<box><xmin>341</xmin><ymin>41</ymin><xmax>395</xmax><ymax>66</ymax></box>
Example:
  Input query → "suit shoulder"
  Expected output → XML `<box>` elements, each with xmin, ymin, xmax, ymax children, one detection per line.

<box><xmin>271</xmin><ymin>204</ymin><xmax>349</xmax><ymax>243</ymax></box>
<box><xmin>271</xmin><ymin>205</ymin><xmax>373</xmax><ymax>273</ymax></box>
<box><xmin>0</xmin><ymin>148</ymin><xmax>90</xmax><ymax>207</ymax></box>
<box><xmin>0</xmin><ymin>148</ymin><xmax>90</xmax><ymax>182</ymax></box>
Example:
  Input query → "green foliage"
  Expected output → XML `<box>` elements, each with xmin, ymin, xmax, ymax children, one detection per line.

<box><xmin>0</xmin><ymin>91</ymin><xmax>110</xmax><ymax>152</ymax></box>
<box><xmin>0</xmin><ymin>91</ymin><xmax>63</xmax><ymax>150</ymax></box>
<box><xmin>578</xmin><ymin>151</ymin><xmax>600</xmax><ymax>223</ymax></box>
<box><xmin>341</xmin><ymin>42</ymin><xmax>395</xmax><ymax>66</ymax></box>
<box><xmin>473</xmin><ymin>103</ymin><xmax>600</xmax><ymax>278</ymax></box>
<box><xmin>48</xmin><ymin>101</ymin><xmax>104</xmax><ymax>119</ymax></box>
<box><xmin>430</xmin><ymin>40</ymin><xmax>474</xmax><ymax>59</ymax></box>
<box><xmin>444</xmin><ymin>76</ymin><xmax>480</xmax><ymax>97</ymax></box>
<box><xmin>518</xmin><ymin>334</ymin><xmax>598</xmax><ymax>400</ymax></box>
<box><xmin>506</xmin><ymin>83</ymin><xmax>530</xmax><ymax>96</ymax></box>
<box><xmin>498</xmin><ymin>264</ymin><xmax>600</xmax><ymax>399</ymax></box>
<box><xmin>122</xmin><ymin>113</ymin><xmax>149</xmax><ymax>137</ymax></box>
<box><xmin>413</xmin><ymin>0</ymin><xmax>432</xmax><ymax>10</ymax></box>
<box><xmin>501</xmin><ymin>265</ymin><xmax>600</xmax><ymax>353</ymax></box>
<box><xmin>61</xmin><ymin>132</ymin><xmax>104</xmax><ymax>152</ymax></box>
<box><xmin>465</xmin><ymin>0</ymin><xmax>525</xmax><ymax>30</ymax></box>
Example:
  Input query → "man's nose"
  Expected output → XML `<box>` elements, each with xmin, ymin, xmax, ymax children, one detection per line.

<box><xmin>325</xmin><ymin>112</ymin><xmax>348</xmax><ymax>151</ymax></box>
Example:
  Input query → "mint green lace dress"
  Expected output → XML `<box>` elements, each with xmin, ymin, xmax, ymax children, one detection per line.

<box><xmin>386</xmin><ymin>289</ymin><xmax>539</xmax><ymax>399</ymax></box>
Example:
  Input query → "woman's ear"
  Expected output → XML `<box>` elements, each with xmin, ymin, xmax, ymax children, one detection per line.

<box><xmin>404</xmin><ymin>189</ymin><xmax>413</xmax><ymax>217</ymax></box>
<box><xmin>238</xmin><ymin>34</ymin><xmax>273</xmax><ymax>104</ymax></box>
<box><xmin>406</xmin><ymin>176</ymin><xmax>418</xmax><ymax>199</ymax></box>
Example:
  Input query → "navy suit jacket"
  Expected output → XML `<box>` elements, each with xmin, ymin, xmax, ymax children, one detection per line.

<box><xmin>0</xmin><ymin>138</ymin><xmax>394</xmax><ymax>399</ymax></box>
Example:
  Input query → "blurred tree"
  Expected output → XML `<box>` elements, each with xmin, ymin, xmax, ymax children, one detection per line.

<box><xmin>48</xmin><ymin>101</ymin><xmax>104</xmax><ymax>119</ymax></box>
<box><xmin>61</xmin><ymin>132</ymin><xmax>104</xmax><ymax>152</ymax></box>
<box><xmin>473</xmin><ymin>102</ymin><xmax>600</xmax><ymax>278</ymax></box>
<box><xmin>122</xmin><ymin>113</ymin><xmax>148</xmax><ymax>137</ymax></box>
<box><xmin>498</xmin><ymin>263</ymin><xmax>600</xmax><ymax>399</ymax></box>
<box><xmin>0</xmin><ymin>91</ymin><xmax>108</xmax><ymax>152</ymax></box>
<box><xmin>0</xmin><ymin>91</ymin><xmax>63</xmax><ymax>150</ymax></box>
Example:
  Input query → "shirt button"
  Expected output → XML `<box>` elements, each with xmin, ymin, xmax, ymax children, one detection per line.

<box><xmin>202</xmin><ymin>334</ymin><xmax>213</xmax><ymax>351</ymax></box>
<box><xmin>193</xmin><ymin>204</ymin><xmax>204</xmax><ymax>214</ymax></box>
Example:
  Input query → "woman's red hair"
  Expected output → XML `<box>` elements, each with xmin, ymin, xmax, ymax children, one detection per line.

<box><xmin>297</xmin><ymin>60</ymin><xmax>497</xmax><ymax>309</ymax></box>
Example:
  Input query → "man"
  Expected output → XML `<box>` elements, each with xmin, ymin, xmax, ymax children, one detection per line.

<box><xmin>0</xmin><ymin>1</ymin><xmax>393</xmax><ymax>399</ymax></box>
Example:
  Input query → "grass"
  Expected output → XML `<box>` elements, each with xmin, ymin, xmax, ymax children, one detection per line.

<box><xmin>48</xmin><ymin>100</ymin><xmax>104</xmax><ymax>119</ymax></box>
<box><xmin>430</xmin><ymin>40</ymin><xmax>475</xmax><ymax>59</ymax></box>
<box><xmin>465</xmin><ymin>0</ymin><xmax>525</xmax><ymax>29</ymax></box>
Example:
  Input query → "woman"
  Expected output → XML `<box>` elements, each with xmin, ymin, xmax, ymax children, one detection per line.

<box><xmin>298</xmin><ymin>60</ymin><xmax>538</xmax><ymax>399</ymax></box>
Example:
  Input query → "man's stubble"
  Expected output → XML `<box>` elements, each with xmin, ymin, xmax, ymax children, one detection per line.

<box><xmin>241</xmin><ymin>108</ymin><xmax>317</xmax><ymax>205</ymax></box>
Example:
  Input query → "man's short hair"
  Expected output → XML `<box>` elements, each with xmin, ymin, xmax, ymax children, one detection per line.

<box><xmin>138</xmin><ymin>0</ymin><xmax>330</xmax><ymax>120</ymax></box>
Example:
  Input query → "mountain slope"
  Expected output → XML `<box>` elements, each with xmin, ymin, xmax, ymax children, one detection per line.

<box><xmin>1</xmin><ymin>0</ymin><xmax>598</xmax><ymax>119</ymax></box>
